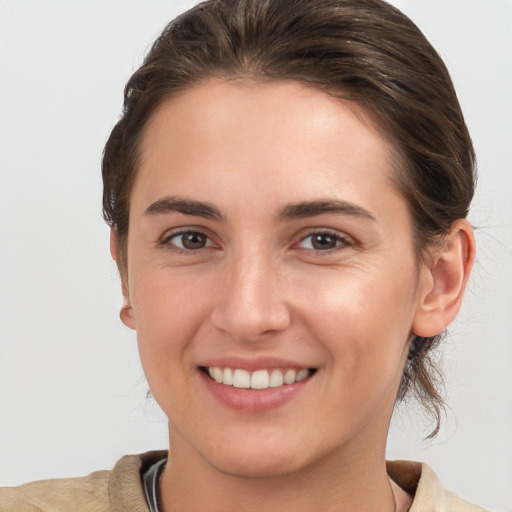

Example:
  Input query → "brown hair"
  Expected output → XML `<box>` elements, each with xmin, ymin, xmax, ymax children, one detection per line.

<box><xmin>102</xmin><ymin>0</ymin><xmax>476</xmax><ymax>436</ymax></box>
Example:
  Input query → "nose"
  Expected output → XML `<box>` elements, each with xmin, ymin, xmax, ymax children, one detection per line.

<box><xmin>210</xmin><ymin>249</ymin><xmax>291</xmax><ymax>342</ymax></box>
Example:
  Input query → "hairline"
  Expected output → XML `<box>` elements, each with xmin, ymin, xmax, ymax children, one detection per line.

<box><xmin>115</xmin><ymin>74</ymin><xmax>431</xmax><ymax>275</ymax></box>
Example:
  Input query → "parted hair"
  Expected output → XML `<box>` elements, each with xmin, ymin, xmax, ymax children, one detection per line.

<box><xmin>102</xmin><ymin>0</ymin><xmax>476</xmax><ymax>436</ymax></box>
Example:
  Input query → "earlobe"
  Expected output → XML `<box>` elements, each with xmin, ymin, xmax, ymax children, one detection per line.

<box><xmin>412</xmin><ymin>219</ymin><xmax>475</xmax><ymax>338</ymax></box>
<box><xmin>110</xmin><ymin>228</ymin><xmax>136</xmax><ymax>330</ymax></box>
<box><xmin>120</xmin><ymin>302</ymin><xmax>136</xmax><ymax>330</ymax></box>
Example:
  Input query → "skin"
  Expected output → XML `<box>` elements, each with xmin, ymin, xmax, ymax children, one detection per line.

<box><xmin>113</xmin><ymin>79</ymin><xmax>474</xmax><ymax>512</ymax></box>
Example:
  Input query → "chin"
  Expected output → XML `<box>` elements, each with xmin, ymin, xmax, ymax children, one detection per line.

<box><xmin>195</xmin><ymin>427</ymin><xmax>326</xmax><ymax>479</ymax></box>
<box><xmin>206</xmin><ymin>449</ymin><xmax>304</xmax><ymax>479</ymax></box>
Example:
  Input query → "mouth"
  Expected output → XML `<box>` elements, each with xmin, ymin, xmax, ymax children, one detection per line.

<box><xmin>200</xmin><ymin>366</ymin><xmax>317</xmax><ymax>390</ymax></box>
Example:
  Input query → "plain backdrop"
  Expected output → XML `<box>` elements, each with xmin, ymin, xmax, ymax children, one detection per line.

<box><xmin>0</xmin><ymin>1</ymin><xmax>511</xmax><ymax>510</ymax></box>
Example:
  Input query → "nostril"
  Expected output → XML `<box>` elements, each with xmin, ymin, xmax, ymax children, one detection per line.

<box><xmin>210</xmin><ymin>302</ymin><xmax>291</xmax><ymax>341</ymax></box>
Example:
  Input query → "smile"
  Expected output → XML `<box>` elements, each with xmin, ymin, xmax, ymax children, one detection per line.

<box><xmin>204</xmin><ymin>367</ymin><xmax>314</xmax><ymax>390</ymax></box>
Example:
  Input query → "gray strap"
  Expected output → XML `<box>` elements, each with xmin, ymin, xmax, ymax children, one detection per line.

<box><xmin>142</xmin><ymin>457</ymin><xmax>167</xmax><ymax>512</ymax></box>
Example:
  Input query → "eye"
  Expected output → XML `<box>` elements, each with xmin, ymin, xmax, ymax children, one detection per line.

<box><xmin>297</xmin><ymin>231</ymin><xmax>352</xmax><ymax>251</ymax></box>
<box><xmin>162</xmin><ymin>230</ymin><xmax>213</xmax><ymax>252</ymax></box>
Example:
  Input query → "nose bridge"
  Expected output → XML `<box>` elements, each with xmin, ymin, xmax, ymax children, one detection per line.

<box><xmin>211</xmin><ymin>243</ymin><xmax>290</xmax><ymax>340</ymax></box>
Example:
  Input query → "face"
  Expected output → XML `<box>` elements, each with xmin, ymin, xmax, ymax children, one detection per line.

<box><xmin>121</xmin><ymin>79</ymin><xmax>430</xmax><ymax>478</ymax></box>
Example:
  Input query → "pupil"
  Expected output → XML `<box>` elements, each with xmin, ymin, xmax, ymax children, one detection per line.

<box><xmin>312</xmin><ymin>234</ymin><xmax>336</xmax><ymax>250</ymax></box>
<box><xmin>183</xmin><ymin>232</ymin><xmax>206</xmax><ymax>249</ymax></box>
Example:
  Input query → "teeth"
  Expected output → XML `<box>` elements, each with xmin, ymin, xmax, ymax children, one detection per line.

<box><xmin>233</xmin><ymin>369</ymin><xmax>251</xmax><ymax>388</ymax></box>
<box><xmin>213</xmin><ymin>367</ymin><xmax>223</xmax><ymax>383</ymax></box>
<box><xmin>251</xmin><ymin>369</ymin><xmax>269</xmax><ymax>389</ymax></box>
<box><xmin>296</xmin><ymin>369</ymin><xmax>309</xmax><ymax>382</ymax></box>
<box><xmin>206</xmin><ymin>367</ymin><xmax>312</xmax><ymax>389</ymax></box>
<box><xmin>269</xmin><ymin>369</ymin><xmax>284</xmax><ymax>387</ymax></box>
<box><xmin>283</xmin><ymin>369</ymin><xmax>296</xmax><ymax>385</ymax></box>
<box><xmin>223</xmin><ymin>368</ymin><xmax>233</xmax><ymax>385</ymax></box>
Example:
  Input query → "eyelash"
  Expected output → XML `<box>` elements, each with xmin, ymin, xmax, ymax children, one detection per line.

<box><xmin>295</xmin><ymin>229</ymin><xmax>355</xmax><ymax>254</ymax></box>
<box><xmin>159</xmin><ymin>228</ymin><xmax>354</xmax><ymax>255</ymax></box>
<box><xmin>159</xmin><ymin>229</ymin><xmax>215</xmax><ymax>255</ymax></box>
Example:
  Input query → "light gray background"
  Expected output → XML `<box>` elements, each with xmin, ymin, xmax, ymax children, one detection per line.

<box><xmin>0</xmin><ymin>1</ymin><xmax>511</xmax><ymax>510</ymax></box>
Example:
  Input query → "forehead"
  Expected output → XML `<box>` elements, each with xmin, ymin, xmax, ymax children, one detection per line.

<box><xmin>135</xmin><ymin>79</ymin><xmax>398</xmax><ymax>209</ymax></box>
<box><xmin>142</xmin><ymin>78</ymin><xmax>386</xmax><ymax>153</ymax></box>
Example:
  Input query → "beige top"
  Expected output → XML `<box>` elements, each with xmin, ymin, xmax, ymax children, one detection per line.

<box><xmin>0</xmin><ymin>451</ymin><xmax>486</xmax><ymax>511</ymax></box>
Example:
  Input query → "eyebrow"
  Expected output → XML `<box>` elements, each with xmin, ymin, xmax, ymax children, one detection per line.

<box><xmin>278</xmin><ymin>200</ymin><xmax>376</xmax><ymax>222</ymax></box>
<box><xmin>144</xmin><ymin>196</ymin><xmax>223</xmax><ymax>220</ymax></box>
<box><xmin>144</xmin><ymin>196</ymin><xmax>376</xmax><ymax>223</ymax></box>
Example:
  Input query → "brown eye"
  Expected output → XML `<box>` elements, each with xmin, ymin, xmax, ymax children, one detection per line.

<box><xmin>166</xmin><ymin>231</ymin><xmax>211</xmax><ymax>251</ymax></box>
<box><xmin>297</xmin><ymin>231</ymin><xmax>352</xmax><ymax>251</ymax></box>
<box><xmin>181</xmin><ymin>232</ymin><xmax>207</xmax><ymax>249</ymax></box>
<box><xmin>310</xmin><ymin>234</ymin><xmax>338</xmax><ymax>250</ymax></box>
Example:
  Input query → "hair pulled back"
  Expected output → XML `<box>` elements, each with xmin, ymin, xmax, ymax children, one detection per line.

<box><xmin>102</xmin><ymin>0</ymin><xmax>476</xmax><ymax>436</ymax></box>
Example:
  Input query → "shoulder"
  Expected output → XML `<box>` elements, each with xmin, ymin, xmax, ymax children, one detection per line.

<box><xmin>0</xmin><ymin>451</ymin><xmax>166</xmax><ymax>512</ymax></box>
<box><xmin>387</xmin><ymin>460</ymin><xmax>488</xmax><ymax>512</ymax></box>
<box><xmin>0</xmin><ymin>470</ymin><xmax>111</xmax><ymax>512</ymax></box>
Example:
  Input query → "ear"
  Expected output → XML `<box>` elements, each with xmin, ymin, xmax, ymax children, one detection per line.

<box><xmin>412</xmin><ymin>219</ymin><xmax>475</xmax><ymax>337</ymax></box>
<box><xmin>110</xmin><ymin>228</ymin><xmax>136</xmax><ymax>330</ymax></box>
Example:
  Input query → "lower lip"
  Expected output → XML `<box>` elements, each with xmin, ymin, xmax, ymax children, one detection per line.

<box><xmin>199</xmin><ymin>370</ymin><xmax>314</xmax><ymax>413</ymax></box>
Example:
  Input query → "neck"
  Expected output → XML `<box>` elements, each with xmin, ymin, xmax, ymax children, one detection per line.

<box><xmin>159</xmin><ymin>429</ymin><xmax>398</xmax><ymax>512</ymax></box>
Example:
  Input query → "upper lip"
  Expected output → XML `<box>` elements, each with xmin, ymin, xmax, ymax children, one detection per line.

<box><xmin>197</xmin><ymin>356</ymin><xmax>315</xmax><ymax>372</ymax></box>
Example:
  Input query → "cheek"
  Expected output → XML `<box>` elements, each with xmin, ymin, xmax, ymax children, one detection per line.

<box><xmin>131</xmin><ymin>260</ymin><xmax>213</xmax><ymax>331</ymax></box>
<box><xmin>298</xmin><ymin>272</ymin><xmax>416</xmax><ymax>431</ymax></box>
<box><xmin>129</xmin><ymin>269</ymin><xmax>212</xmax><ymax>390</ymax></box>
<box><xmin>298</xmin><ymin>265</ymin><xmax>417</xmax><ymax>378</ymax></box>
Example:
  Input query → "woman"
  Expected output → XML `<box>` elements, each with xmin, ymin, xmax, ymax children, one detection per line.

<box><xmin>0</xmin><ymin>0</ymin><xmax>487</xmax><ymax>510</ymax></box>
